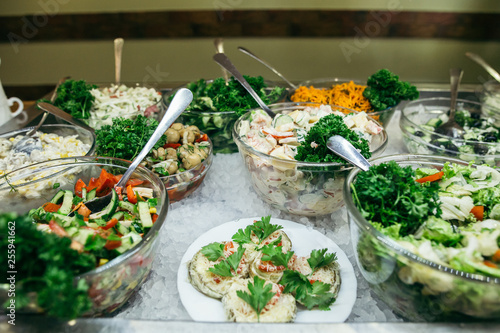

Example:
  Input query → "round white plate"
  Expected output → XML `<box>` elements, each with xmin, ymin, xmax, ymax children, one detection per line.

<box><xmin>177</xmin><ymin>217</ymin><xmax>357</xmax><ymax>323</ymax></box>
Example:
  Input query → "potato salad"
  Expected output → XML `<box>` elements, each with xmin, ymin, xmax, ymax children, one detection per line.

<box><xmin>0</xmin><ymin>132</ymin><xmax>91</xmax><ymax>177</ymax></box>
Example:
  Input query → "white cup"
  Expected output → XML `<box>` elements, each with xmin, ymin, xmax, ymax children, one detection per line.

<box><xmin>0</xmin><ymin>95</ymin><xmax>24</xmax><ymax>127</ymax></box>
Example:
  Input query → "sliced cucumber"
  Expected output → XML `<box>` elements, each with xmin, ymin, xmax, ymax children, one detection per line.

<box><xmin>272</xmin><ymin>114</ymin><xmax>293</xmax><ymax>129</ymax></box>
<box><xmin>58</xmin><ymin>191</ymin><xmax>74</xmax><ymax>215</ymax></box>
<box><xmin>52</xmin><ymin>213</ymin><xmax>78</xmax><ymax>228</ymax></box>
<box><xmin>50</xmin><ymin>190</ymin><xmax>66</xmax><ymax>204</ymax></box>
<box><xmin>119</xmin><ymin>201</ymin><xmax>137</xmax><ymax>214</ymax></box>
<box><xmin>426</xmin><ymin>118</ymin><xmax>443</xmax><ymax>128</ymax></box>
<box><xmin>114</xmin><ymin>232</ymin><xmax>143</xmax><ymax>254</ymax></box>
<box><xmin>137</xmin><ymin>201</ymin><xmax>153</xmax><ymax>228</ymax></box>
<box><xmin>87</xmin><ymin>188</ymin><xmax>97</xmax><ymax>201</ymax></box>
<box><xmin>116</xmin><ymin>222</ymin><xmax>130</xmax><ymax>236</ymax></box>
<box><xmin>81</xmin><ymin>187</ymin><xmax>87</xmax><ymax>202</ymax></box>
<box><xmin>88</xmin><ymin>189</ymin><xmax>119</xmax><ymax>220</ymax></box>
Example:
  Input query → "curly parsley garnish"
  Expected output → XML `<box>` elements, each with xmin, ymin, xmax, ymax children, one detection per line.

<box><xmin>294</xmin><ymin>114</ymin><xmax>371</xmax><ymax>164</ymax></box>
<box><xmin>351</xmin><ymin>160</ymin><xmax>442</xmax><ymax>236</ymax></box>
<box><xmin>95</xmin><ymin>115</ymin><xmax>167</xmax><ymax>161</ymax></box>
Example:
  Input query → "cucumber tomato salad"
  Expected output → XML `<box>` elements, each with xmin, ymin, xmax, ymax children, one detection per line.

<box><xmin>29</xmin><ymin>168</ymin><xmax>159</xmax><ymax>261</ymax></box>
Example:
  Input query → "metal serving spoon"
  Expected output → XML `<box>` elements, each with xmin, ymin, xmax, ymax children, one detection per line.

<box><xmin>213</xmin><ymin>52</ymin><xmax>275</xmax><ymax>117</ymax></box>
<box><xmin>214</xmin><ymin>38</ymin><xmax>230</xmax><ymax>85</ymax></box>
<box><xmin>76</xmin><ymin>88</ymin><xmax>193</xmax><ymax>212</ymax></box>
<box><xmin>238</xmin><ymin>46</ymin><xmax>297</xmax><ymax>90</ymax></box>
<box><xmin>466</xmin><ymin>52</ymin><xmax>500</xmax><ymax>83</ymax></box>
<box><xmin>13</xmin><ymin>76</ymin><xmax>70</xmax><ymax>154</ymax></box>
<box><xmin>37</xmin><ymin>102</ymin><xmax>95</xmax><ymax>133</ymax></box>
<box><xmin>114</xmin><ymin>38</ymin><xmax>124</xmax><ymax>84</ymax></box>
<box><xmin>435</xmin><ymin>68</ymin><xmax>464</xmax><ymax>138</ymax></box>
<box><xmin>326</xmin><ymin>135</ymin><xmax>371</xmax><ymax>171</ymax></box>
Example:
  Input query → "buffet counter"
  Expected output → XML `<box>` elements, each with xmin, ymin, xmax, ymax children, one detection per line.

<box><xmin>1</xmin><ymin>84</ymin><xmax>498</xmax><ymax>332</ymax></box>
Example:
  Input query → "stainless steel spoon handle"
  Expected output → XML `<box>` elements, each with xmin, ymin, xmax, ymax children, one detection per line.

<box><xmin>238</xmin><ymin>46</ymin><xmax>297</xmax><ymax>90</ymax></box>
<box><xmin>213</xmin><ymin>53</ymin><xmax>274</xmax><ymax>117</ymax></box>
<box><xmin>466</xmin><ymin>52</ymin><xmax>500</xmax><ymax>83</ymax></box>
<box><xmin>114</xmin><ymin>38</ymin><xmax>124</xmax><ymax>84</ymax></box>
<box><xmin>115</xmin><ymin>88</ymin><xmax>193</xmax><ymax>188</ymax></box>
<box><xmin>327</xmin><ymin>135</ymin><xmax>371</xmax><ymax>171</ymax></box>
<box><xmin>449</xmin><ymin>67</ymin><xmax>463</xmax><ymax>119</ymax></box>
<box><xmin>37</xmin><ymin>102</ymin><xmax>95</xmax><ymax>133</ymax></box>
<box><xmin>214</xmin><ymin>38</ymin><xmax>230</xmax><ymax>84</ymax></box>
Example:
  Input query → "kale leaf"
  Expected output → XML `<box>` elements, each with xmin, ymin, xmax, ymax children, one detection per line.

<box><xmin>95</xmin><ymin>115</ymin><xmax>167</xmax><ymax>161</ymax></box>
<box><xmin>351</xmin><ymin>161</ymin><xmax>442</xmax><ymax>236</ymax></box>
<box><xmin>295</xmin><ymin>114</ymin><xmax>371</xmax><ymax>164</ymax></box>
<box><xmin>362</xmin><ymin>69</ymin><xmax>419</xmax><ymax>111</ymax></box>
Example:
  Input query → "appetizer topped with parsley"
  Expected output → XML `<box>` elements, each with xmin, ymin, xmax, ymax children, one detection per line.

<box><xmin>187</xmin><ymin>216</ymin><xmax>341</xmax><ymax>323</ymax></box>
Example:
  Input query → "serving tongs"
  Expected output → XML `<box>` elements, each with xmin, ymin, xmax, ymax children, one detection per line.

<box><xmin>213</xmin><ymin>52</ymin><xmax>275</xmax><ymax>118</ymax></box>
<box><xmin>69</xmin><ymin>88</ymin><xmax>193</xmax><ymax>214</ymax></box>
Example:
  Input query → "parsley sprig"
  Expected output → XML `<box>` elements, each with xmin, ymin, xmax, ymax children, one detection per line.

<box><xmin>351</xmin><ymin>160</ymin><xmax>442</xmax><ymax>236</ymax></box>
<box><xmin>201</xmin><ymin>242</ymin><xmax>246</xmax><ymax>277</ymax></box>
<box><xmin>95</xmin><ymin>115</ymin><xmax>167</xmax><ymax>161</ymax></box>
<box><xmin>260</xmin><ymin>242</ymin><xmax>295</xmax><ymax>267</ymax></box>
<box><xmin>236</xmin><ymin>276</ymin><xmax>276</xmax><ymax>322</ymax></box>
<box><xmin>279</xmin><ymin>248</ymin><xmax>338</xmax><ymax>310</ymax></box>
<box><xmin>232</xmin><ymin>215</ymin><xmax>283</xmax><ymax>246</ymax></box>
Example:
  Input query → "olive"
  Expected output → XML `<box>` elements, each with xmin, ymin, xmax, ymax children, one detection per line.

<box><xmin>473</xmin><ymin>143</ymin><xmax>489</xmax><ymax>155</ymax></box>
<box><xmin>414</xmin><ymin>131</ymin><xmax>425</xmax><ymax>137</ymax></box>
<box><xmin>483</xmin><ymin>134</ymin><xmax>498</xmax><ymax>142</ymax></box>
<box><xmin>470</xmin><ymin>112</ymin><xmax>481</xmax><ymax>119</ymax></box>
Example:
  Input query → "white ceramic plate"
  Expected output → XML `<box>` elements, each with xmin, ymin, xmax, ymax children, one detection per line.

<box><xmin>177</xmin><ymin>217</ymin><xmax>357</xmax><ymax>323</ymax></box>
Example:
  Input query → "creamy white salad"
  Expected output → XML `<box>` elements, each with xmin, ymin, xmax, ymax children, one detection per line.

<box><xmin>89</xmin><ymin>84</ymin><xmax>161</xmax><ymax>129</ymax></box>
<box><xmin>236</xmin><ymin>105</ymin><xmax>383</xmax><ymax>216</ymax></box>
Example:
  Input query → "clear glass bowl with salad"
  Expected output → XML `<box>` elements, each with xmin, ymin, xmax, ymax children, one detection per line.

<box><xmin>0</xmin><ymin>156</ymin><xmax>168</xmax><ymax>317</ymax></box>
<box><xmin>477</xmin><ymin>79</ymin><xmax>500</xmax><ymax>125</ymax></box>
<box><xmin>163</xmin><ymin>76</ymin><xmax>288</xmax><ymax>154</ymax></box>
<box><xmin>344</xmin><ymin>154</ymin><xmax>500</xmax><ymax>321</ymax></box>
<box><xmin>400</xmin><ymin>97</ymin><xmax>500</xmax><ymax>166</ymax></box>
<box><xmin>290</xmin><ymin>69</ymin><xmax>419</xmax><ymax>126</ymax></box>
<box><xmin>49</xmin><ymin>80</ymin><xmax>164</xmax><ymax>130</ymax></box>
<box><xmin>233</xmin><ymin>102</ymin><xmax>387</xmax><ymax>217</ymax></box>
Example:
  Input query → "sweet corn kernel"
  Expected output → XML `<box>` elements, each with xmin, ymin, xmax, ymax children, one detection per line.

<box><xmin>149</xmin><ymin>207</ymin><xmax>157</xmax><ymax>214</ymax></box>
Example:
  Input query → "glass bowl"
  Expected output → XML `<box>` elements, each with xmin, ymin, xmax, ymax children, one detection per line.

<box><xmin>163</xmin><ymin>79</ymin><xmax>288</xmax><ymax>154</ymax></box>
<box><xmin>0</xmin><ymin>156</ymin><xmax>168</xmax><ymax>316</ymax></box>
<box><xmin>0</xmin><ymin>124</ymin><xmax>96</xmax><ymax>178</ymax></box>
<box><xmin>290</xmin><ymin>78</ymin><xmax>398</xmax><ymax>126</ymax></box>
<box><xmin>55</xmin><ymin>82</ymin><xmax>164</xmax><ymax>130</ymax></box>
<box><xmin>232</xmin><ymin>102</ymin><xmax>388</xmax><ymax>217</ymax></box>
<box><xmin>159</xmin><ymin>133</ymin><xmax>213</xmax><ymax>203</ymax></box>
<box><xmin>344</xmin><ymin>154</ymin><xmax>500</xmax><ymax>321</ymax></box>
<box><xmin>400</xmin><ymin>97</ymin><xmax>500</xmax><ymax>166</ymax></box>
<box><xmin>477</xmin><ymin>79</ymin><xmax>500</xmax><ymax>125</ymax></box>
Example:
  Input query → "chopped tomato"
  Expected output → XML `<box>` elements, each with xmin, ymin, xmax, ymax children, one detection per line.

<box><xmin>126</xmin><ymin>179</ymin><xmax>145</xmax><ymax>187</ymax></box>
<box><xmin>101</xmin><ymin>218</ymin><xmax>119</xmax><ymax>230</ymax></box>
<box><xmin>163</xmin><ymin>143</ymin><xmax>181</xmax><ymax>149</ymax></box>
<box><xmin>74</xmin><ymin>179</ymin><xmax>87</xmax><ymax>197</ymax></box>
<box><xmin>43</xmin><ymin>202</ymin><xmax>61</xmax><ymax>213</ymax></box>
<box><xmin>152</xmin><ymin>214</ymin><xmax>158</xmax><ymax>224</ymax></box>
<box><xmin>195</xmin><ymin>133</ymin><xmax>208</xmax><ymax>143</ymax></box>
<box><xmin>115</xmin><ymin>186</ymin><xmax>123</xmax><ymax>201</ymax></box>
<box><xmin>77</xmin><ymin>203</ymin><xmax>92</xmax><ymax>218</ymax></box>
<box><xmin>470</xmin><ymin>205</ymin><xmax>484</xmax><ymax>221</ymax></box>
<box><xmin>87</xmin><ymin>177</ymin><xmax>100</xmax><ymax>191</ymax></box>
<box><xmin>95</xmin><ymin>169</ymin><xmax>117</xmax><ymax>195</ymax></box>
<box><xmin>49</xmin><ymin>220</ymin><xmax>68</xmax><ymax>237</ymax></box>
<box><xmin>127</xmin><ymin>184</ymin><xmax>137</xmax><ymax>204</ymax></box>
<box><xmin>484</xmin><ymin>260</ymin><xmax>498</xmax><ymax>268</ymax></box>
<box><xmin>492</xmin><ymin>249</ymin><xmax>500</xmax><ymax>263</ymax></box>
<box><xmin>104</xmin><ymin>240</ymin><xmax>122</xmax><ymax>250</ymax></box>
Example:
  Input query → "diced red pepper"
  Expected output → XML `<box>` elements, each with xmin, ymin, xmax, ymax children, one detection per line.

<box><xmin>101</xmin><ymin>218</ymin><xmax>119</xmax><ymax>230</ymax></box>
<box><xmin>43</xmin><ymin>202</ymin><xmax>61</xmax><ymax>213</ymax></box>
<box><xmin>74</xmin><ymin>179</ymin><xmax>87</xmax><ymax>197</ymax></box>
<box><xmin>127</xmin><ymin>184</ymin><xmax>137</xmax><ymax>204</ymax></box>
<box><xmin>163</xmin><ymin>143</ymin><xmax>181</xmax><ymax>149</ymax></box>
<box><xmin>104</xmin><ymin>240</ymin><xmax>122</xmax><ymax>250</ymax></box>
<box><xmin>195</xmin><ymin>133</ymin><xmax>208</xmax><ymax>143</ymax></box>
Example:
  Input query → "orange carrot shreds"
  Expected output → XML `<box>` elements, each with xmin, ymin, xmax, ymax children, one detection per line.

<box><xmin>470</xmin><ymin>205</ymin><xmax>484</xmax><ymax>221</ymax></box>
<box><xmin>290</xmin><ymin>81</ymin><xmax>374</xmax><ymax>113</ymax></box>
<box><xmin>415</xmin><ymin>171</ymin><xmax>444</xmax><ymax>184</ymax></box>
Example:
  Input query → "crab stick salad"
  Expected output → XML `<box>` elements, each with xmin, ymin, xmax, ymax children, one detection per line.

<box><xmin>234</xmin><ymin>105</ymin><xmax>384</xmax><ymax>216</ymax></box>
<box><xmin>89</xmin><ymin>84</ymin><xmax>162</xmax><ymax>129</ymax></box>
<box><xmin>187</xmin><ymin>216</ymin><xmax>341</xmax><ymax>322</ymax></box>
<box><xmin>0</xmin><ymin>131</ymin><xmax>91</xmax><ymax>178</ymax></box>
<box><xmin>29</xmin><ymin>168</ymin><xmax>159</xmax><ymax>263</ymax></box>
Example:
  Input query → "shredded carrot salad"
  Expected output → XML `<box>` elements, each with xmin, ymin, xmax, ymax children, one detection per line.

<box><xmin>291</xmin><ymin>81</ymin><xmax>374</xmax><ymax>113</ymax></box>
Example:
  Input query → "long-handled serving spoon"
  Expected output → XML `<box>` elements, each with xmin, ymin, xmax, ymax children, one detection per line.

<box><xmin>73</xmin><ymin>88</ymin><xmax>193</xmax><ymax>212</ymax></box>
<box><xmin>214</xmin><ymin>38</ymin><xmax>230</xmax><ymax>85</ymax></box>
<box><xmin>326</xmin><ymin>135</ymin><xmax>371</xmax><ymax>171</ymax></box>
<box><xmin>114</xmin><ymin>38</ymin><xmax>124</xmax><ymax>84</ymax></box>
<box><xmin>435</xmin><ymin>68</ymin><xmax>464</xmax><ymax>138</ymax></box>
<box><xmin>466</xmin><ymin>52</ymin><xmax>500</xmax><ymax>83</ymax></box>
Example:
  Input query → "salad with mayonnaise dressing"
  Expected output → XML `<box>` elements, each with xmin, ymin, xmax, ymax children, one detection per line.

<box><xmin>351</xmin><ymin>160</ymin><xmax>500</xmax><ymax>320</ymax></box>
<box><xmin>234</xmin><ymin>104</ymin><xmax>385</xmax><ymax>216</ymax></box>
<box><xmin>88</xmin><ymin>84</ymin><xmax>162</xmax><ymax>129</ymax></box>
<box><xmin>0</xmin><ymin>131</ymin><xmax>91</xmax><ymax>177</ymax></box>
